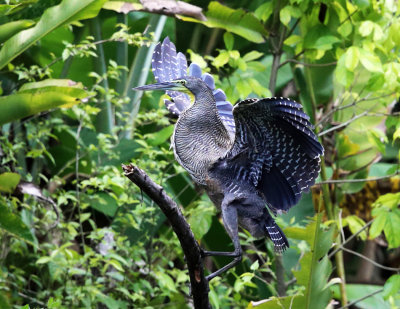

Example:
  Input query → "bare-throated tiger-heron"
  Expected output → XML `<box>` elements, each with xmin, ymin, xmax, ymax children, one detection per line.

<box><xmin>134</xmin><ymin>38</ymin><xmax>324</xmax><ymax>280</ymax></box>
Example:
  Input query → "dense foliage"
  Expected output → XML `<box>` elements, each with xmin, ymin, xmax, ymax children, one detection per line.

<box><xmin>0</xmin><ymin>0</ymin><xmax>399</xmax><ymax>308</ymax></box>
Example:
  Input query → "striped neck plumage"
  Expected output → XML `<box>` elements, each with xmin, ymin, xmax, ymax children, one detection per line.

<box><xmin>189</xmin><ymin>80</ymin><xmax>218</xmax><ymax>111</ymax></box>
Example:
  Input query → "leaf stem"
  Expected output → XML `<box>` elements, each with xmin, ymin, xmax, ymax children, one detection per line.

<box><xmin>90</xmin><ymin>16</ymin><xmax>113</xmax><ymax>134</ymax></box>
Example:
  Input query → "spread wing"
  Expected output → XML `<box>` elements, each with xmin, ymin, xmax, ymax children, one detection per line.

<box><xmin>210</xmin><ymin>97</ymin><xmax>324</xmax><ymax>212</ymax></box>
<box><xmin>151</xmin><ymin>37</ymin><xmax>235</xmax><ymax>136</ymax></box>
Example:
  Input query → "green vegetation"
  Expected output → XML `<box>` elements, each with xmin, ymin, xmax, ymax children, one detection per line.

<box><xmin>0</xmin><ymin>0</ymin><xmax>399</xmax><ymax>308</ymax></box>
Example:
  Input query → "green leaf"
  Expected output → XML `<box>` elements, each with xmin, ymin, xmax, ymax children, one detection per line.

<box><xmin>331</xmin><ymin>284</ymin><xmax>390</xmax><ymax>308</ymax></box>
<box><xmin>304</xmin><ymin>25</ymin><xmax>340</xmax><ymax>50</ymax></box>
<box><xmin>359</xmin><ymin>20</ymin><xmax>374</xmax><ymax>36</ymax></box>
<box><xmin>369</xmin><ymin>210</ymin><xmax>386</xmax><ymax>238</ymax></box>
<box><xmin>345</xmin><ymin>47</ymin><xmax>360</xmax><ymax>71</ymax></box>
<box><xmin>0</xmin><ymin>20</ymin><xmax>35</xmax><ymax>43</ymax></box>
<box><xmin>0</xmin><ymin>0</ymin><xmax>107</xmax><ymax>69</ymax></box>
<box><xmin>83</xmin><ymin>192</ymin><xmax>118</xmax><ymax>217</ymax></box>
<box><xmin>0</xmin><ymin>172</ymin><xmax>20</xmax><ymax>193</ymax></box>
<box><xmin>145</xmin><ymin>125</ymin><xmax>174</xmax><ymax>146</ymax></box>
<box><xmin>223</xmin><ymin>32</ymin><xmax>234</xmax><ymax>50</ymax></box>
<box><xmin>0</xmin><ymin>202</ymin><xmax>35</xmax><ymax>244</ymax></box>
<box><xmin>154</xmin><ymin>271</ymin><xmax>178</xmax><ymax>293</ymax></box>
<box><xmin>365</xmin><ymin>73</ymin><xmax>385</xmax><ymax>91</ymax></box>
<box><xmin>19</xmin><ymin>79</ymin><xmax>85</xmax><ymax>91</ymax></box>
<box><xmin>337</xmin><ymin>134</ymin><xmax>360</xmax><ymax>158</ymax></box>
<box><xmin>237</xmin><ymin>78</ymin><xmax>251</xmax><ymax>98</ymax></box>
<box><xmin>0</xmin><ymin>79</ymin><xmax>88</xmax><ymax>125</ymax></box>
<box><xmin>384</xmin><ymin>209</ymin><xmax>400</xmax><ymax>248</ymax></box>
<box><xmin>284</xmin><ymin>34</ymin><xmax>302</xmax><ymax>45</ymax></box>
<box><xmin>179</xmin><ymin>2</ymin><xmax>268</xmax><ymax>43</ymax></box>
<box><xmin>280</xmin><ymin>6</ymin><xmax>291</xmax><ymax>26</ymax></box>
<box><xmin>338</xmin><ymin>21</ymin><xmax>353</xmax><ymax>37</ymax></box>
<box><xmin>242</xmin><ymin>51</ymin><xmax>263</xmax><ymax>62</ymax></box>
<box><xmin>335</xmin><ymin>54</ymin><xmax>354</xmax><ymax>87</ymax></box>
<box><xmin>359</xmin><ymin>49</ymin><xmax>382</xmax><ymax>72</ymax></box>
<box><xmin>102</xmin><ymin>1</ymin><xmax>142</xmax><ymax>13</ymax></box>
<box><xmin>188</xmin><ymin>202</ymin><xmax>214</xmax><ymax>239</ymax></box>
<box><xmin>213</xmin><ymin>50</ymin><xmax>230</xmax><ymax>67</ymax></box>
<box><xmin>383</xmin><ymin>274</ymin><xmax>400</xmax><ymax>300</ymax></box>
<box><xmin>373</xmin><ymin>193</ymin><xmax>400</xmax><ymax>210</ymax></box>
<box><xmin>344</xmin><ymin>215</ymin><xmax>367</xmax><ymax>240</ymax></box>
<box><xmin>250</xmin><ymin>260</ymin><xmax>259</xmax><ymax>271</ymax></box>
<box><xmin>254</xmin><ymin>2</ymin><xmax>273</xmax><ymax>22</ymax></box>
<box><xmin>257</xmin><ymin>218</ymin><xmax>334</xmax><ymax>308</ymax></box>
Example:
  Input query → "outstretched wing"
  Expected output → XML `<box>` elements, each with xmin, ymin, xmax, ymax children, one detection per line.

<box><xmin>151</xmin><ymin>37</ymin><xmax>235</xmax><ymax>136</ymax></box>
<box><xmin>210</xmin><ymin>97</ymin><xmax>324</xmax><ymax>212</ymax></box>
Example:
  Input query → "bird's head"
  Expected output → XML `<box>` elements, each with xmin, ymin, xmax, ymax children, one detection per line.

<box><xmin>134</xmin><ymin>76</ymin><xmax>207</xmax><ymax>97</ymax></box>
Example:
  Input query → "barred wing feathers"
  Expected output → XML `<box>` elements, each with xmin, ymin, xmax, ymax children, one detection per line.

<box><xmin>151</xmin><ymin>37</ymin><xmax>235</xmax><ymax>136</ymax></box>
<box><xmin>152</xmin><ymin>37</ymin><xmax>190</xmax><ymax>116</ymax></box>
<box><xmin>212</xmin><ymin>97</ymin><xmax>324</xmax><ymax>212</ymax></box>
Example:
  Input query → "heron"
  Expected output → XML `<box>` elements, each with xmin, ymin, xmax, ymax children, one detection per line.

<box><xmin>134</xmin><ymin>38</ymin><xmax>324</xmax><ymax>280</ymax></box>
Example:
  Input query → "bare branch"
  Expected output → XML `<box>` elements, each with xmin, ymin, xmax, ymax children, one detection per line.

<box><xmin>279</xmin><ymin>59</ymin><xmax>337</xmax><ymax>68</ymax></box>
<box><xmin>341</xmin><ymin>247</ymin><xmax>400</xmax><ymax>272</ymax></box>
<box><xmin>328</xmin><ymin>220</ymin><xmax>374</xmax><ymax>259</ymax></box>
<box><xmin>338</xmin><ymin>288</ymin><xmax>384</xmax><ymax>309</ymax></box>
<box><xmin>140</xmin><ymin>0</ymin><xmax>206</xmax><ymax>21</ymax></box>
<box><xmin>318</xmin><ymin>111</ymin><xmax>369</xmax><ymax>136</ymax></box>
<box><xmin>317</xmin><ymin>170</ymin><xmax>400</xmax><ymax>185</ymax></box>
<box><xmin>317</xmin><ymin>92</ymin><xmax>396</xmax><ymax>126</ymax></box>
<box><xmin>122</xmin><ymin>164</ymin><xmax>210</xmax><ymax>308</ymax></box>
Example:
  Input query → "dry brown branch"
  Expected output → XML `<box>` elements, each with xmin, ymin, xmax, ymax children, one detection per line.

<box><xmin>122</xmin><ymin>164</ymin><xmax>210</xmax><ymax>308</ymax></box>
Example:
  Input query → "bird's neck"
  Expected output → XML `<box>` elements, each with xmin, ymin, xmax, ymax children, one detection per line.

<box><xmin>192</xmin><ymin>84</ymin><xmax>219</xmax><ymax>112</ymax></box>
<box><xmin>172</xmin><ymin>84</ymin><xmax>231</xmax><ymax>184</ymax></box>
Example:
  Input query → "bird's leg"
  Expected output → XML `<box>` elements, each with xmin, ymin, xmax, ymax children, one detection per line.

<box><xmin>203</xmin><ymin>197</ymin><xmax>243</xmax><ymax>281</ymax></box>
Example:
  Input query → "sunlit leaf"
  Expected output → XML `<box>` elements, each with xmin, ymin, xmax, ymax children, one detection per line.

<box><xmin>213</xmin><ymin>50</ymin><xmax>230</xmax><ymax>67</ymax></box>
<box><xmin>0</xmin><ymin>20</ymin><xmax>35</xmax><ymax>43</ymax></box>
<box><xmin>359</xmin><ymin>21</ymin><xmax>374</xmax><ymax>36</ymax></box>
<box><xmin>102</xmin><ymin>1</ymin><xmax>142</xmax><ymax>13</ymax></box>
<box><xmin>343</xmin><ymin>215</ymin><xmax>367</xmax><ymax>240</ymax></box>
<box><xmin>179</xmin><ymin>2</ymin><xmax>268</xmax><ymax>43</ymax></box>
<box><xmin>0</xmin><ymin>172</ymin><xmax>20</xmax><ymax>193</ymax></box>
<box><xmin>344</xmin><ymin>47</ymin><xmax>360</xmax><ymax>71</ymax></box>
<box><xmin>223</xmin><ymin>32</ymin><xmax>234</xmax><ymax>50</ymax></box>
<box><xmin>359</xmin><ymin>49</ymin><xmax>382</xmax><ymax>73</ymax></box>
<box><xmin>0</xmin><ymin>0</ymin><xmax>107</xmax><ymax>69</ymax></box>
<box><xmin>254</xmin><ymin>2</ymin><xmax>273</xmax><ymax>22</ymax></box>
<box><xmin>304</xmin><ymin>25</ymin><xmax>340</xmax><ymax>50</ymax></box>
<box><xmin>383</xmin><ymin>274</ymin><xmax>400</xmax><ymax>300</ymax></box>
<box><xmin>384</xmin><ymin>209</ymin><xmax>400</xmax><ymax>248</ymax></box>
<box><xmin>145</xmin><ymin>125</ymin><xmax>174</xmax><ymax>146</ymax></box>
<box><xmin>258</xmin><ymin>216</ymin><xmax>334</xmax><ymax>308</ymax></box>
<box><xmin>0</xmin><ymin>79</ymin><xmax>88</xmax><ymax>125</ymax></box>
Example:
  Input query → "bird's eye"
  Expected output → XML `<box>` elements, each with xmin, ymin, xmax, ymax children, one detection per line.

<box><xmin>178</xmin><ymin>80</ymin><xmax>186</xmax><ymax>85</ymax></box>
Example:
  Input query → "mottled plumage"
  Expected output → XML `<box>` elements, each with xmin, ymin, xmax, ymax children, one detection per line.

<box><xmin>135</xmin><ymin>38</ymin><xmax>324</xmax><ymax>280</ymax></box>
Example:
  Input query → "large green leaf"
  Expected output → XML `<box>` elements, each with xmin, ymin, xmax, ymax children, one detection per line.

<box><xmin>0</xmin><ymin>0</ymin><xmax>107</xmax><ymax>69</ymax></box>
<box><xmin>0</xmin><ymin>202</ymin><xmax>35</xmax><ymax>244</ymax></box>
<box><xmin>179</xmin><ymin>2</ymin><xmax>268</xmax><ymax>43</ymax></box>
<box><xmin>249</xmin><ymin>216</ymin><xmax>334</xmax><ymax>308</ymax></box>
<box><xmin>0</xmin><ymin>20</ymin><xmax>35</xmax><ymax>43</ymax></box>
<box><xmin>0</xmin><ymin>79</ymin><xmax>88</xmax><ymax>125</ymax></box>
<box><xmin>331</xmin><ymin>284</ymin><xmax>397</xmax><ymax>308</ymax></box>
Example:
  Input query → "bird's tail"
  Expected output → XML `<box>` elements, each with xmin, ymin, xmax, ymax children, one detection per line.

<box><xmin>265</xmin><ymin>217</ymin><xmax>289</xmax><ymax>253</ymax></box>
